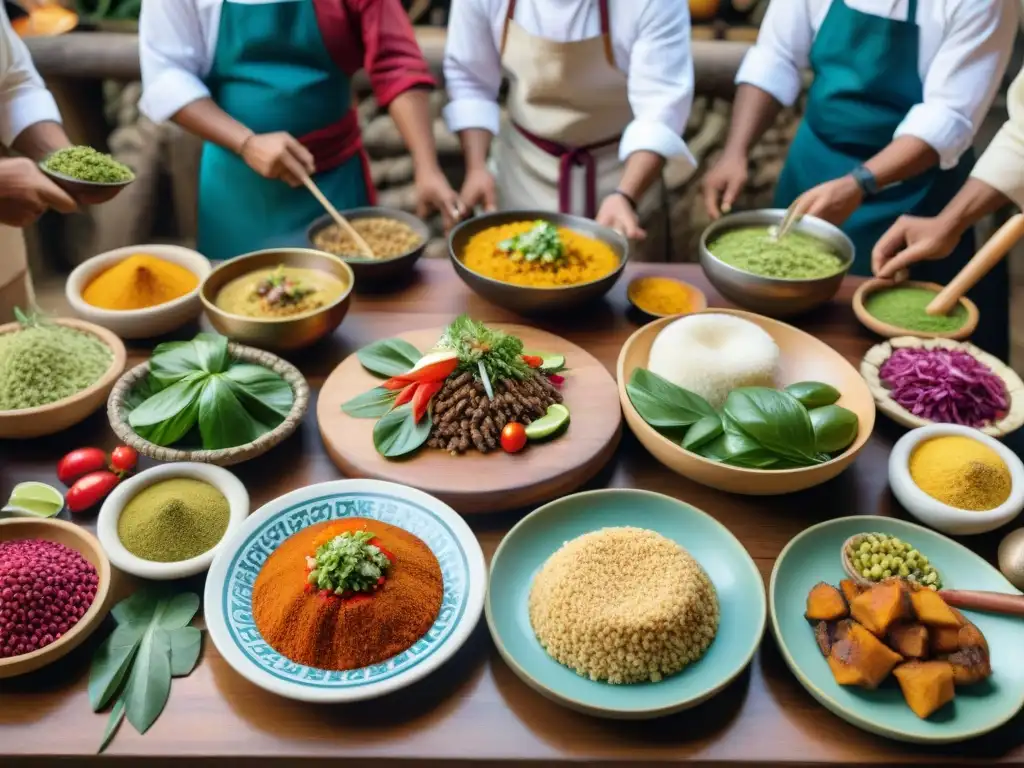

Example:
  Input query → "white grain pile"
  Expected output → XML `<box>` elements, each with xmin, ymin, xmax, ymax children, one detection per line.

<box><xmin>647</xmin><ymin>313</ymin><xmax>779</xmax><ymax>408</ymax></box>
<box><xmin>529</xmin><ymin>527</ymin><xmax>719</xmax><ymax>684</ymax></box>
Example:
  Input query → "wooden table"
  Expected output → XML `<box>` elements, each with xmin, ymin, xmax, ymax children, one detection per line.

<box><xmin>2</xmin><ymin>261</ymin><xmax>1021</xmax><ymax>766</ymax></box>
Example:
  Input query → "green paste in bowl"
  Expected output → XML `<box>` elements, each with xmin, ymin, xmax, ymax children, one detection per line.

<box><xmin>863</xmin><ymin>286</ymin><xmax>968</xmax><ymax>333</ymax></box>
<box><xmin>707</xmin><ymin>226</ymin><xmax>845</xmax><ymax>280</ymax></box>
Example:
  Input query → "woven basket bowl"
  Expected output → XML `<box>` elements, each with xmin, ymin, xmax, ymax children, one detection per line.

<box><xmin>106</xmin><ymin>341</ymin><xmax>310</xmax><ymax>467</ymax></box>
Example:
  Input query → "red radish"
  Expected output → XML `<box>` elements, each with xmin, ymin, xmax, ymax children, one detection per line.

<box><xmin>522</xmin><ymin>355</ymin><xmax>543</xmax><ymax>368</ymax></box>
<box><xmin>66</xmin><ymin>471</ymin><xmax>120</xmax><ymax>514</ymax></box>
<box><xmin>411</xmin><ymin>380</ymin><xmax>443</xmax><ymax>423</ymax></box>
<box><xmin>56</xmin><ymin>447</ymin><xmax>107</xmax><ymax>486</ymax></box>
<box><xmin>393</xmin><ymin>382</ymin><xmax>419</xmax><ymax>408</ymax></box>
<box><xmin>548</xmin><ymin>374</ymin><xmax>565</xmax><ymax>387</ymax></box>
<box><xmin>110</xmin><ymin>445</ymin><xmax>138</xmax><ymax>475</ymax></box>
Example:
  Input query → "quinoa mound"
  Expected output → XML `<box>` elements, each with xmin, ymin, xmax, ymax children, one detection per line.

<box><xmin>528</xmin><ymin>526</ymin><xmax>719</xmax><ymax>684</ymax></box>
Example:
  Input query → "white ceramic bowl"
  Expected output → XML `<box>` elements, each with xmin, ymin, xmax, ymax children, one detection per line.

<box><xmin>889</xmin><ymin>424</ymin><xmax>1024</xmax><ymax>535</ymax></box>
<box><xmin>96</xmin><ymin>462</ymin><xmax>250</xmax><ymax>580</ymax></box>
<box><xmin>66</xmin><ymin>244</ymin><xmax>212</xmax><ymax>339</ymax></box>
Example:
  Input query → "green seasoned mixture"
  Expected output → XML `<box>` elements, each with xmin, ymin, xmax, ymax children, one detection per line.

<box><xmin>117</xmin><ymin>478</ymin><xmax>230</xmax><ymax>562</ymax></box>
<box><xmin>498</xmin><ymin>221</ymin><xmax>566</xmax><ymax>264</ymax></box>
<box><xmin>863</xmin><ymin>286</ymin><xmax>968</xmax><ymax>333</ymax></box>
<box><xmin>307</xmin><ymin>530</ymin><xmax>391</xmax><ymax>594</ymax></box>
<box><xmin>43</xmin><ymin>146</ymin><xmax>134</xmax><ymax>184</ymax></box>
<box><xmin>708</xmin><ymin>226</ymin><xmax>844</xmax><ymax>279</ymax></box>
<box><xmin>0</xmin><ymin>313</ymin><xmax>113</xmax><ymax>411</ymax></box>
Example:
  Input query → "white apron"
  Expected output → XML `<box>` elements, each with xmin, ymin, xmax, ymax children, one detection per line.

<box><xmin>494</xmin><ymin>0</ymin><xmax>667</xmax><ymax>259</ymax></box>
<box><xmin>0</xmin><ymin>225</ymin><xmax>32</xmax><ymax>323</ymax></box>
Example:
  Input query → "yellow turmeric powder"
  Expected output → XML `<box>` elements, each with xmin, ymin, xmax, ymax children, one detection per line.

<box><xmin>82</xmin><ymin>254</ymin><xmax>199</xmax><ymax>310</ymax></box>
<box><xmin>909</xmin><ymin>435</ymin><xmax>1011</xmax><ymax>511</ymax></box>
<box><xmin>628</xmin><ymin>276</ymin><xmax>697</xmax><ymax>316</ymax></box>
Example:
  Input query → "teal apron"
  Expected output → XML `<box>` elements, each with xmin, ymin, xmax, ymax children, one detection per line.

<box><xmin>774</xmin><ymin>0</ymin><xmax>1008</xmax><ymax>358</ymax></box>
<box><xmin>199</xmin><ymin>0</ymin><xmax>374</xmax><ymax>262</ymax></box>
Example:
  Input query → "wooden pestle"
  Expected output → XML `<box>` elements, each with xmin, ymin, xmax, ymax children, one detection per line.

<box><xmin>301</xmin><ymin>175</ymin><xmax>376</xmax><ymax>259</ymax></box>
<box><xmin>939</xmin><ymin>589</ymin><xmax>1024</xmax><ymax>618</ymax></box>
<box><xmin>925</xmin><ymin>213</ymin><xmax>1024</xmax><ymax>316</ymax></box>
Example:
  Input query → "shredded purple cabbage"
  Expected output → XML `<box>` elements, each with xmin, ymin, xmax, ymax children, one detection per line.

<box><xmin>878</xmin><ymin>347</ymin><xmax>1008</xmax><ymax>427</ymax></box>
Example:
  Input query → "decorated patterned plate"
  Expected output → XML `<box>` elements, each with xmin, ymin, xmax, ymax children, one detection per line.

<box><xmin>204</xmin><ymin>479</ymin><xmax>486</xmax><ymax>702</ymax></box>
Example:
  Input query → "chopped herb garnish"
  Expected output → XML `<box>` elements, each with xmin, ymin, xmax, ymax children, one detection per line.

<box><xmin>437</xmin><ymin>315</ymin><xmax>533</xmax><ymax>398</ymax></box>
<box><xmin>254</xmin><ymin>266</ymin><xmax>315</xmax><ymax>308</ymax></box>
<box><xmin>306</xmin><ymin>530</ymin><xmax>391</xmax><ymax>594</ymax></box>
<box><xmin>497</xmin><ymin>221</ymin><xmax>565</xmax><ymax>264</ymax></box>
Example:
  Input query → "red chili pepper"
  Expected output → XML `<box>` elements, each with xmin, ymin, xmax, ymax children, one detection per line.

<box><xmin>381</xmin><ymin>377</ymin><xmax>409</xmax><ymax>391</ymax></box>
<box><xmin>369</xmin><ymin>537</ymin><xmax>395</xmax><ymax>563</ymax></box>
<box><xmin>393</xmin><ymin>382</ymin><xmax>419</xmax><ymax>408</ymax></box>
<box><xmin>522</xmin><ymin>354</ymin><xmax>543</xmax><ymax>368</ymax></box>
<box><xmin>110</xmin><ymin>445</ymin><xmax>138</xmax><ymax>475</ymax></box>
<box><xmin>56</xmin><ymin>447</ymin><xmax>107</xmax><ymax>487</ymax></box>
<box><xmin>411</xmin><ymin>380</ymin><xmax>443</xmax><ymax>424</ymax></box>
<box><xmin>65</xmin><ymin>470</ymin><xmax>120</xmax><ymax>514</ymax></box>
<box><xmin>548</xmin><ymin>373</ymin><xmax>565</xmax><ymax>387</ymax></box>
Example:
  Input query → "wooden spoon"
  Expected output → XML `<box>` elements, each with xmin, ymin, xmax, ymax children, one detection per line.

<box><xmin>939</xmin><ymin>589</ymin><xmax>1024</xmax><ymax>618</ymax></box>
<box><xmin>301</xmin><ymin>175</ymin><xmax>375</xmax><ymax>260</ymax></box>
<box><xmin>840</xmin><ymin>534</ymin><xmax>943</xmax><ymax>589</ymax></box>
<box><xmin>926</xmin><ymin>213</ymin><xmax>1024</xmax><ymax>316</ymax></box>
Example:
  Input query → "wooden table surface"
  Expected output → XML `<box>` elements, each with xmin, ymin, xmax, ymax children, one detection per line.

<box><xmin>2</xmin><ymin>260</ymin><xmax>1021</xmax><ymax>766</ymax></box>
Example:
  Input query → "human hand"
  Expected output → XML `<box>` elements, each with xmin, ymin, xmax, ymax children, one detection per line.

<box><xmin>239</xmin><ymin>132</ymin><xmax>315</xmax><ymax>187</ymax></box>
<box><xmin>459</xmin><ymin>167</ymin><xmax>497</xmax><ymax>214</ymax></box>
<box><xmin>415</xmin><ymin>167</ymin><xmax>465</xmax><ymax>231</ymax></box>
<box><xmin>0</xmin><ymin>157</ymin><xmax>76</xmax><ymax>227</ymax></box>
<box><xmin>702</xmin><ymin>151</ymin><xmax>749</xmax><ymax>219</ymax></box>
<box><xmin>872</xmin><ymin>215</ymin><xmax>960</xmax><ymax>279</ymax></box>
<box><xmin>596</xmin><ymin>193</ymin><xmax>646</xmax><ymax>240</ymax></box>
<box><xmin>790</xmin><ymin>175</ymin><xmax>863</xmax><ymax>227</ymax></box>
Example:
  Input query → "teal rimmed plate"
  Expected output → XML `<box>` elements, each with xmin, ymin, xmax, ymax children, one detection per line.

<box><xmin>204</xmin><ymin>479</ymin><xmax>486</xmax><ymax>703</ymax></box>
<box><xmin>486</xmin><ymin>488</ymin><xmax>765</xmax><ymax>719</ymax></box>
<box><xmin>771</xmin><ymin>516</ymin><xmax>1024</xmax><ymax>743</ymax></box>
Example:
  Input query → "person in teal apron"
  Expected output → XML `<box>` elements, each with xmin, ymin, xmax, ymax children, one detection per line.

<box><xmin>702</xmin><ymin>0</ymin><xmax>1017</xmax><ymax>357</ymax></box>
<box><xmin>139</xmin><ymin>0</ymin><xmax>462</xmax><ymax>262</ymax></box>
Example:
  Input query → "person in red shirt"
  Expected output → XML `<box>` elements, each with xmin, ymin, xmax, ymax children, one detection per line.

<box><xmin>139</xmin><ymin>0</ymin><xmax>461</xmax><ymax>261</ymax></box>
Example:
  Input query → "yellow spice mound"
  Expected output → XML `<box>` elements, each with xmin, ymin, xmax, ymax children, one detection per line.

<box><xmin>83</xmin><ymin>254</ymin><xmax>198</xmax><ymax>310</ymax></box>
<box><xmin>529</xmin><ymin>526</ymin><xmax>719</xmax><ymax>684</ymax></box>
<box><xmin>462</xmin><ymin>222</ymin><xmax>618</xmax><ymax>287</ymax></box>
<box><xmin>909</xmin><ymin>435</ymin><xmax>1012</xmax><ymax>511</ymax></box>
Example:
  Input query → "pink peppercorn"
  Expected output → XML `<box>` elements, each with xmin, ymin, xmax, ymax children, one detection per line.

<box><xmin>0</xmin><ymin>539</ymin><xmax>98</xmax><ymax>659</ymax></box>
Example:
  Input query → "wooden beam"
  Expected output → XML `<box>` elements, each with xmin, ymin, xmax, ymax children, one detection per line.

<box><xmin>25</xmin><ymin>31</ymin><xmax>749</xmax><ymax>99</ymax></box>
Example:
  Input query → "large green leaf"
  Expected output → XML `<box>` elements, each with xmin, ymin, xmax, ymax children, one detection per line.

<box><xmin>129</xmin><ymin>375</ymin><xmax>205</xmax><ymax>447</ymax></box>
<box><xmin>168</xmin><ymin>627</ymin><xmax>202</xmax><ymax>677</ymax></box>
<box><xmin>110</xmin><ymin>589</ymin><xmax>161</xmax><ymax>626</ymax></box>
<box><xmin>722</xmin><ymin>387</ymin><xmax>819</xmax><ymax>463</ymax></box>
<box><xmin>223</xmin><ymin>363</ymin><xmax>294</xmax><ymax>417</ymax></box>
<box><xmin>342</xmin><ymin>386</ymin><xmax>397</xmax><ymax>418</ymax></box>
<box><xmin>158</xmin><ymin>593</ymin><xmax>201</xmax><ymax>630</ymax></box>
<box><xmin>372</xmin><ymin>403</ymin><xmax>432</xmax><ymax>457</ymax></box>
<box><xmin>97</xmin><ymin>696</ymin><xmax>126</xmax><ymax>754</ymax></box>
<box><xmin>682</xmin><ymin>413</ymin><xmax>722</xmax><ymax>451</ymax></box>
<box><xmin>197</xmin><ymin>376</ymin><xmax>273</xmax><ymax>450</ymax></box>
<box><xmin>357</xmin><ymin>338</ymin><xmax>421</xmax><ymax>378</ymax></box>
<box><xmin>192</xmin><ymin>333</ymin><xmax>230</xmax><ymax>374</ymax></box>
<box><xmin>124</xmin><ymin>625</ymin><xmax>171</xmax><ymax>735</ymax></box>
<box><xmin>626</xmin><ymin>369</ymin><xmax>715</xmax><ymax>431</ymax></box>
<box><xmin>89</xmin><ymin>623</ymin><xmax>144</xmax><ymax>711</ymax></box>
<box><xmin>148</xmin><ymin>340</ymin><xmax>201</xmax><ymax>387</ymax></box>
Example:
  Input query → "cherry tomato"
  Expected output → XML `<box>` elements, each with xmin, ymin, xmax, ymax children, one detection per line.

<box><xmin>66</xmin><ymin>471</ymin><xmax>120</xmax><ymax>515</ymax></box>
<box><xmin>110</xmin><ymin>445</ymin><xmax>138</xmax><ymax>474</ymax></box>
<box><xmin>56</xmin><ymin>447</ymin><xmax>107</xmax><ymax>487</ymax></box>
<box><xmin>500</xmin><ymin>422</ymin><xmax>527</xmax><ymax>454</ymax></box>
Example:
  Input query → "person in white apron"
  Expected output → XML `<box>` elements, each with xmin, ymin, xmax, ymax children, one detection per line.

<box><xmin>442</xmin><ymin>0</ymin><xmax>695</xmax><ymax>256</ymax></box>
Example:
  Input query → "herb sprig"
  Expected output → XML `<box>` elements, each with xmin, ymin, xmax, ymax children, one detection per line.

<box><xmin>437</xmin><ymin>315</ymin><xmax>532</xmax><ymax>386</ymax></box>
<box><xmin>307</xmin><ymin>530</ymin><xmax>391</xmax><ymax>594</ymax></box>
<box><xmin>498</xmin><ymin>221</ymin><xmax>565</xmax><ymax>264</ymax></box>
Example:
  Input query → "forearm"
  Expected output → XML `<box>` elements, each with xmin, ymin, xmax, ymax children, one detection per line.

<box><xmin>458</xmin><ymin>128</ymin><xmax>493</xmax><ymax>172</ymax></box>
<box><xmin>11</xmin><ymin>120</ymin><xmax>70</xmax><ymax>161</ymax></box>
<box><xmin>388</xmin><ymin>89</ymin><xmax>442</xmax><ymax>175</ymax></box>
<box><xmin>863</xmin><ymin>136</ymin><xmax>939</xmax><ymax>188</ymax></box>
<box><xmin>721</xmin><ymin>84</ymin><xmax>784</xmax><ymax>158</ymax></box>
<box><xmin>935</xmin><ymin>178</ymin><xmax>1013</xmax><ymax>236</ymax></box>
<box><xmin>617</xmin><ymin>151</ymin><xmax>664</xmax><ymax>200</ymax></box>
<box><xmin>171</xmin><ymin>98</ymin><xmax>252</xmax><ymax>155</ymax></box>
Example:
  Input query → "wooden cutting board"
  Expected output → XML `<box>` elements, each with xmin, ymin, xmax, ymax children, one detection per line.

<box><xmin>317</xmin><ymin>325</ymin><xmax>622</xmax><ymax>514</ymax></box>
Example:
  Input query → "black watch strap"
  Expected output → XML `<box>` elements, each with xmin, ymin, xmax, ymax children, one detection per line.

<box><xmin>850</xmin><ymin>165</ymin><xmax>879</xmax><ymax>197</ymax></box>
<box><xmin>614</xmin><ymin>188</ymin><xmax>638</xmax><ymax>212</ymax></box>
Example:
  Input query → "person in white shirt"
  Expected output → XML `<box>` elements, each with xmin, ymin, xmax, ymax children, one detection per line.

<box><xmin>442</xmin><ymin>0</ymin><xmax>696</xmax><ymax>250</ymax></box>
<box><xmin>701</xmin><ymin>0</ymin><xmax>1017</xmax><ymax>357</ymax></box>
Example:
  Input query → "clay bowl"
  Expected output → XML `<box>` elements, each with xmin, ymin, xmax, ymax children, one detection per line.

<box><xmin>200</xmin><ymin>248</ymin><xmax>354</xmax><ymax>352</ymax></box>
<box><xmin>0</xmin><ymin>518</ymin><xmax>111</xmax><ymax>678</ymax></box>
<box><xmin>852</xmin><ymin>279</ymin><xmax>979</xmax><ymax>341</ymax></box>
<box><xmin>616</xmin><ymin>309</ymin><xmax>876</xmax><ymax>495</ymax></box>
<box><xmin>0</xmin><ymin>318</ymin><xmax>126</xmax><ymax>439</ymax></box>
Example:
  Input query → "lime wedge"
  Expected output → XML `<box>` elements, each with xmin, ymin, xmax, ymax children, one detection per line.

<box><xmin>525</xmin><ymin>404</ymin><xmax>570</xmax><ymax>441</ymax></box>
<box><xmin>539</xmin><ymin>354</ymin><xmax>566</xmax><ymax>373</ymax></box>
<box><xmin>2</xmin><ymin>481</ymin><xmax>64</xmax><ymax>518</ymax></box>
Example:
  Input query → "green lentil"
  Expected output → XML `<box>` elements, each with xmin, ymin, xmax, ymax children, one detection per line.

<box><xmin>844</xmin><ymin>531</ymin><xmax>942</xmax><ymax>590</ymax></box>
<box><xmin>863</xmin><ymin>286</ymin><xmax>968</xmax><ymax>333</ymax></box>
<box><xmin>118</xmin><ymin>478</ymin><xmax>230</xmax><ymax>562</ymax></box>
<box><xmin>43</xmin><ymin>146</ymin><xmax>134</xmax><ymax>183</ymax></box>
<box><xmin>0</xmin><ymin>318</ymin><xmax>113</xmax><ymax>410</ymax></box>
<box><xmin>708</xmin><ymin>226</ymin><xmax>845</xmax><ymax>279</ymax></box>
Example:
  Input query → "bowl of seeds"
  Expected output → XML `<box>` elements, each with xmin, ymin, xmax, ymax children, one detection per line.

<box><xmin>306</xmin><ymin>207</ymin><xmax>430</xmax><ymax>284</ymax></box>
<box><xmin>39</xmin><ymin>146</ymin><xmax>135</xmax><ymax>205</ymax></box>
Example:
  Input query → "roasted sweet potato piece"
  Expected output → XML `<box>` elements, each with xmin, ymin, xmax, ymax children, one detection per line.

<box><xmin>827</xmin><ymin>620</ymin><xmax>903</xmax><ymax>689</ymax></box>
<box><xmin>840</xmin><ymin>579</ymin><xmax>864</xmax><ymax>604</ymax></box>
<box><xmin>945</xmin><ymin>645</ymin><xmax>992</xmax><ymax>686</ymax></box>
<box><xmin>930</xmin><ymin>625</ymin><xmax>962</xmax><ymax>654</ymax></box>
<box><xmin>893</xmin><ymin>661</ymin><xmax>955</xmax><ymax>719</ymax></box>
<box><xmin>850</xmin><ymin>582</ymin><xmax>906</xmax><ymax>636</ymax></box>
<box><xmin>910</xmin><ymin>589</ymin><xmax>961</xmax><ymax>628</ymax></box>
<box><xmin>887</xmin><ymin>623</ymin><xmax>929</xmax><ymax>659</ymax></box>
<box><xmin>814</xmin><ymin>621</ymin><xmax>836</xmax><ymax>656</ymax></box>
<box><xmin>805</xmin><ymin>582</ymin><xmax>849</xmax><ymax>621</ymax></box>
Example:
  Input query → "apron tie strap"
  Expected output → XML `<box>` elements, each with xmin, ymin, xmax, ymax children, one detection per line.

<box><xmin>297</xmin><ymin>109</ymin><xmax>377</xmax><ymax>205</ymax></box>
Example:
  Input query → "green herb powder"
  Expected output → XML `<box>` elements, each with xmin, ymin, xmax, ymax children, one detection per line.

<box><xmin>43</xmin><ymin>146</ymin><xmax>134</xmax><ymax>183</ymax></box>
<box><xmin>708</xmin><ymin>226</ymin><xmax>844</xmax><ymax>279</ymax></box>
<box><xmin>117</xmin><ymin>479</ymin><xmax>230</xmax><ymax>562</ymax></box>
<box><xmin>0</xmin><ymin>322</ymin><xmax>113</xmax><ymax>410</ymax></box>
<box><xmin>863</xmin><ymin>286</ymin><xmax>968</xmax><ymax>333</ymax></box>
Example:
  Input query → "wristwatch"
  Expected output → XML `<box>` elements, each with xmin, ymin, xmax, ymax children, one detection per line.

<box><xmin>850</xmin><ymin>165</ymin><xmax>880</xmax><ymax>197</ymax></box>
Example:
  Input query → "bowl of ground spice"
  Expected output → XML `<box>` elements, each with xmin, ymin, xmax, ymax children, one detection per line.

<box><xmin>700</xmin><ymin>210</ymin><xmax>854</xmax><ymax>318</ymax></box>
<box><xmin>853</xmin><ymin>279</ymin><xmax>979</xmax><ymax>341</ymax></box>
<box><xmin>97</xmin><ymin>463</ymin><xmax>249</xmax><ymax>580</ymax></box>
<box><xmin>889</xmin><ymin>424</ymin><xmax>1024</xmax><ymax>535</ymax></box>
<box><xmin>204</xmin><ymin>478</ymin><xmax>486</xmax><ymax>702</ymax></box>
<box><xmin>0</xmin><ymin>312</ymin><xmax>126</xmax><ymax>439</ymax></box>
<box><xmin>39</xmin><ymin>146</ymin><xmax>135</xmax><ymax>205</ymax></box>
<box><xmin>66</xmin><ymin>244</ymin><xmax>212</xmax><ymax>339</ymax></box>
<box><xmin>626</xmin><ymin>275</ymin><xmax>707</xmax><ymax>320</ymax></box>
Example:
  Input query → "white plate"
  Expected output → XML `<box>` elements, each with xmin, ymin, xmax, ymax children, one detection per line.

<box><xmin>204</xmin><ymin>479</ymin><xmax>486</xmax><ymax>703</ymax></box>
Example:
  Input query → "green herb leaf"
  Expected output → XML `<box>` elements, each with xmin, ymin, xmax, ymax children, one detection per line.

<box><xmin>437</xmin><ymin>315</ymin><xmax>532</xmax><ymax>382</ymax></box>
<box><xmin>342</xmin><ymin>386</ymin><xmax>398</xmax><ymax>418</ymax></box>
<box><xmin>197</xmin><ymin>376</ymin><xmax>274</xmax><ymax>450</ymax></box>
<box><xmin>110</xmin><ymin>589</ymin><xmax>162</xmax><ymax>626</ymax></box>
<box><xmin>124</xmin><ymin>625</ymin><xmax>172</xmax><ymax>736</ymax></box>
<box><xmin>158</xmin><ymin>593</ymin><xmax>201</xmax><ymax>630</ymax></box>
<box><xmin>357</xmin><ymin>339</ymin><xmax>421</xmax><ymax>378</ymax></box>
<box><xmin>222</xmin><ymin>363</ymin><xmax>294</xmax><ymax>417</ymax></box>
<box><xmin>97</xmin><ymin>695</ymin><xmax>126</xmax><ymax>754</ymax></box>
<box><xmin>682</xmin><ymin>413</ymin><xmax>723</xmax><ymax>451</ymax></box>
<box><xmin>626</xmin><ymin>369</ymin><xmax>715</xmax><ymax>430</ymax></box>
<box><xmin>722</xmin><ymin>387</ymin><xmax>819</xmax><ymax>463</ymax></box>
<box><xmin>698</xmin><ymin>430</ymin><xmax>781</xmax><ymax>468</ymax></box>
<box><xmin>372</xmin><ymin>403</ymin><xmax>432</xmax><ymax>457</ymax></box>
<box><xmin>89</xmin><ymin>623</ymin><xmax>144</xmax><ymax>711</ymax></box>
<box><xmin>168</xmin><ymin>627</ymin><xmax>202</xmax><ymax>676</ymax></box>
<box><xmin>809</xmin><ymin>404</ymin><xmax>859</xmax><ymax>454</ymax></box>
<box><xmin>148</xmin><ymin>340</ymin><xmax>202</xmax><ymax>387</ymax></box>
<box><xmin>192</xmin><ymin>333</ymin><xmax>230</xmax><ymax>374</ymax></box>
<box><xmin>128</xmin><ymin>375</ymin><xmax>206</xmax><ymax>447</ymax></box>
<box><xmin>785</xmin><ymin>381</ymin><xmax>842</xmax><ymax>409</ymax></box>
